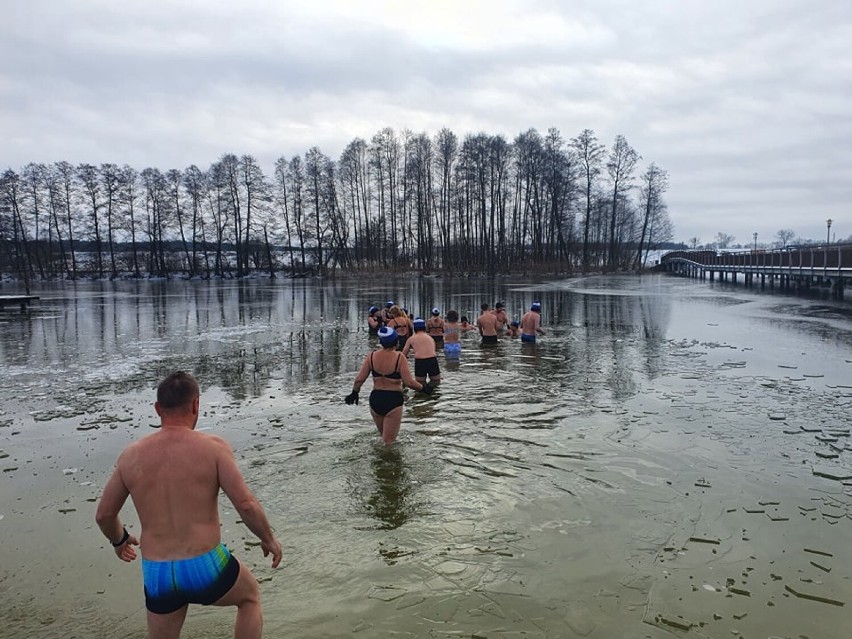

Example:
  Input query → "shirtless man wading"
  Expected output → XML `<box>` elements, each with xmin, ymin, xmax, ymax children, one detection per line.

<box><xmin>520</xmin><ymin>301</ymin><xmax>546</xmax><ymax>343</ymax></box>
<box><xmin>95</xmin><ymin>372</ymin><xmax>282</xmax><ymax>639</ymax></box>
<box><xmin>477</xmin><ymin>303</ymin><xmax>500</xmax><ymax>345</ymax></box>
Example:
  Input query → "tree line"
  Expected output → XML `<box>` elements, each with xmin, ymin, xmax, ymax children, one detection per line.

<box><xmin>686</xmin><ymin>228</ymin><xmax>849</xmax><ymax>252</ymax></box>
<box><xmin>0</xmin><ymin>127</ymin><xmax>672</xmax><ymax>282</ymax></box>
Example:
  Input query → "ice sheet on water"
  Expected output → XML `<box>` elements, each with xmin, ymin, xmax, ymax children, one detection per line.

<box><xmin>80</xmin><ymin>338</ymin><xmax>169</xmax><ymax>383</ymax></box>
<box><xmin>187</xmin><ymin>323</ymin><xmax>270</xmax><ymax>343</ymax></box>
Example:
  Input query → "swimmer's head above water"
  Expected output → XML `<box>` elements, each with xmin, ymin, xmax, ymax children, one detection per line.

<box><xmin>378</xmin><ymin>326</ymin><xmax>399</xmax><ymax>348</ymax></box>
<box><xmin>413</xmin><ymin>318</ymin><xmax>426</xmax><ymax>332</ymax></box>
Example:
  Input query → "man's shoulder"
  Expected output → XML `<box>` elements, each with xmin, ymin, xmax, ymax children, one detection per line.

<box><xmin>136</xmin><ymin>429</ymin><xmax>228</xmax><ymax>452</ymax></box>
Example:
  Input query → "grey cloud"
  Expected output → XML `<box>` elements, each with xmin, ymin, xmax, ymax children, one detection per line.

<box><xmin>1</xmin><ymin>0</ymin><xmax>850</xmax><ymax>243</ymax></box>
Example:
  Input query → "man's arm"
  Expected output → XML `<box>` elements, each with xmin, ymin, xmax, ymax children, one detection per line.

<box><xmin>95</xmin><ymin>457</ymin><xmax>139</xmax><ymax>562</ymax></box>
<box><xmin>398</xmin><ymin>354</ymin><xmax>424</xmax><ymax>391</ymax></box>
<box><xmin>216</xmin><ymin>439</ymin><xmax>282</xmax><ymax>568</ymax></box>
<box><xmin>477</xmin><ymin>315</ymin><xmax>483</xmax><ymax>335</ymax></box>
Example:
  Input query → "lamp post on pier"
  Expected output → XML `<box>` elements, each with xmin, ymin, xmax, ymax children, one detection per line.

<box><xmin>753</xmin><ymin>232</ymin><xmax>758</xmax><ymax>251</ymax></box>
<box><xmin>826</xmin><ymin>218</ymin><xmax>833</xmax><ymax>245</ymax></box>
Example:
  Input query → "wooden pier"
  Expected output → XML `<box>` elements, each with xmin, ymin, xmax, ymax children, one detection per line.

<box><xmin>659</xmin><ymin>244</ymin><xmax>852</xmax><ymax>299</ymax></box>
<box><xmin>0</xmin><ymin>295</ymin><xmax>40</xmax><ymax>311</ymax></box>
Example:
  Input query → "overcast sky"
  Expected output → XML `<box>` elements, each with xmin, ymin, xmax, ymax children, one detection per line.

<box><xmin>3</xmin><ymin>0</ymin><xmax>850</xmax><ymax>245</ymax></box>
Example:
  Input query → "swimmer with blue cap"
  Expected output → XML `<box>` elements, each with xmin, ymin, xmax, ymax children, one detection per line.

<box><xmin>507</xmin><ymin>320</ymin><xmax>521</xmax><ymax>338</ymax></box>
<box><xmin>520</xmin><ymin>302</ymin><xmax>545</xmax><ymax>343</ymax></box>
<box><xmin>345</xmin><ymin>326</ymin><xmax>434</xmax><ymax>445</ymax></box>
<box><xmin>367</xmin><ymin>305</ymin><xmax>383</xmax><ymax>336</ymax></box>
<box><xmin>402</xmin><ymin>318</ymin><xmax>442</xmax><ymax>387</ymax></box>
<box><xmin>427</xmin><ymin>307</ymin><xmax>445</xmax><ymax>343</ymax></box>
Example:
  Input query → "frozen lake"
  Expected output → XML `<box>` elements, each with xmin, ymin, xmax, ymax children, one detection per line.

<box><xmin>0</xmin><ymin>274</ymin><xmax>850</xmax><ymax>638</ymax></box>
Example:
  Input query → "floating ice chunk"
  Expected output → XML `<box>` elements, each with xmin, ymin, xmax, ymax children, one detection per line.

<box><xmin>63</xmin><ymin>468</ymin><xmax>78</xmax><ymax>475</ymax></box>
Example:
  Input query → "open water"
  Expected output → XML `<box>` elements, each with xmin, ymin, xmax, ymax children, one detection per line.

<box><xmin>0</xmin><ymin>274</ymin><xmax>850</xmax><ymax>638</ymax></box>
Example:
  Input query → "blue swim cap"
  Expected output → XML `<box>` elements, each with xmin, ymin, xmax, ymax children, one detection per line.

<box><xmin>511</xmin><ymin>320</ymin><xmax>519</xmax><ymax>327</ymax></box>
<box><xmin>432</xmin><ymin>307</ymin><xmax>440</xmax><ymax>315</ymax></box>
<box><xmin>413</xmin><ymin>318</ymin><xmax>426</xmax><ymax>331</ymax></box>
<box><xmin>369</xmin><ymin>306</ymin><xmax>378</xmax><ymax>314</ymax></box>
<box><xmin>531</xmin><ymin>302</ymin><xmax>541</xmax><ymax>311</ymax></box>
<box><xmin>386</xmin><ymin>301</ymin><xmax>394</xmax><ymax>308</ymax></box>
<box><xmin>378</xmin><ymin>326</ymin><xmax>398</xmax><ymax>347</ymax></box>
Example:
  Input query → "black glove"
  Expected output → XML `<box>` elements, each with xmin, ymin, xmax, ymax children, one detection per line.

<box><xmin>344</xmin><ymin>391</ymin><xmax>359</xmax><ymax>405</ymax></box>
<box><xmin>420</xmin><ymin>383</ymin><xmax>434</xmax><ymax>395</ymax></box>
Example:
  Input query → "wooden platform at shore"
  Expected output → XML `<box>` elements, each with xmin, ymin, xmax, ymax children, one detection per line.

<box><xmin>0</xmin><ymin>295</ymin><xmax>39</xmax><ymax>310</ymax></box>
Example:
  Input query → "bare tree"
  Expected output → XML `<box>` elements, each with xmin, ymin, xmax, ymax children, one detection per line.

<box><xmin>20</xmin><ymin>163</ymin><xmax>48</xmax><ymax>279</ymax></box>
<box><xmin>338</xmin><ymin>138</ymin><xmax>371</xmax><ymax>266</ymax></box>
<box><xmin>635</xmin><ymin>163</ymin><xmax>668</xmax><ymax>269</ymax></box>
<box><xmin>239</xmin><ymin>155</ymin><xmax>268</xmax><ymax>273</ymax></box>
<box><xmin>775</xmin><ymin>228</ymin><xmax>795</xmax><ymax>248</ymax></box>
<box><xmin>44</xmin><ymin>166</ymin><xmax>71</xmax><ymax>277</ymax></box>
<box><xmin>77</xmin><ymin>163</ymin><xmax>104</xmax><ymax>277</ymax></box>
<box><xmin>118</xmin><ymin>165</ymin><xmax>142</xmax><ymax>277</ymax></box>
<box><xmin>1</xmin><ymin>169</ymin><xmax>36</xmax><ymax>286</ymax></box>
<box><xmin>715</xmin><ymin>232</ymin><xmax>735</xmax><ymax>249</ymax></box>
<box><xmin>370</xmin><ymin>128</ymin><xmax>401</xmax><ymax>263</ymax></box>
<box><xmin>433</xmin><ymin>128</ymin><xmax>457</xmax><ymax>270</ymax></box>
<box><xmin>183</xmin><ymin>165</ymin><xmax>209</xmax><ymax>277</ymax></box>
<box><xmin>605</xmin><ymin>135</ymin><xmax>640</xmax><ymax>267</ymax></box>
<box><xmin>53</xmin><ymin>162</ymin><xmax>79</xmax><ymax>278</ymax></box>
<box><xmin>305</xmin><ymin>147</ymin><xmax>334</xmax><ymax>272</ymax></box>
<box><xmin>571</xmin><ymin>129</ymin><xmax>605</xmax><ymax>270</ymax></box>
<box><xmin>100</xmin><ymin>163</ymin><xmax>123</xmax><ymax>278</ymax></box>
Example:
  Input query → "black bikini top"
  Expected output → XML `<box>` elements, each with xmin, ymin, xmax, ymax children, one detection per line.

<box><xmin>388</xmin><ymin>317</ymin><xmax>409</xmax><ymax>335</ymax></box>
<box><xmin>370</xmin><ymin>352</ymin><xmax>402</xmax><ymax>379</ymax></box>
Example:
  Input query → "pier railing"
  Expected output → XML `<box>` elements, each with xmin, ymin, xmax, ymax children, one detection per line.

<box><xmin>659</xmin><ymin>244</ymin><xmax>852</xmax><ymax>299</ymax></box>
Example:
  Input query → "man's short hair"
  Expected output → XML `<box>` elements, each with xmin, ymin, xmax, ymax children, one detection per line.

<box><xmin>157</xmin><ymin>372</ymin><xmax>200</xmax><ymax>410</ymax></box>
<box><xmin>481</xmin><ymin>303</ymin><xmax>489</xmax><ymax>311</ymax></box>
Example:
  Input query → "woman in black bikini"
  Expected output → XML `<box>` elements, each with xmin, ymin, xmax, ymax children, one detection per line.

<box><xmin>345</xmin><ymin>327</ymin><xmax>433</xmax><ymax>445</ymax></box>
<box><xmin>386</xmin><ymin>305</ymin><xmax>414</xmax><ymax>350</ymax></box>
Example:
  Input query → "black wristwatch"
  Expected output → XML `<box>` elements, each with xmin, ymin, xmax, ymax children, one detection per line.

<box><xmin>112</xmin><ymin>527</ymin><xmax>130</xmax><ymax>547</ymax></box>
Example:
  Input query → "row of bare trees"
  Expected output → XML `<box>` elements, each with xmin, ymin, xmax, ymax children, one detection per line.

<box><xmin>0</xmin><ymin>127</ymin><xmax>672</xmax><ymax>280</ymax></box>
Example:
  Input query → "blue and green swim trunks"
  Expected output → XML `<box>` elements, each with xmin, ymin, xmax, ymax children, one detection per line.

<box><xmin>142</xmin><ymin>543</ymin><xmax>240</xmax><ymax>614</ymax></box>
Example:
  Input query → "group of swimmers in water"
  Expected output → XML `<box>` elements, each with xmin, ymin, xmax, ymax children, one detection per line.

<box><xmin>345</xmin><ymin>300</ymin><xmax>546</xmax><ymax>445</ymax></box>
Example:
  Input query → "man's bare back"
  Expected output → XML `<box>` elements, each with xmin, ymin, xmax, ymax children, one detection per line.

<box><xmin>96</xmin><ymin>372</ymin><xmax>281</xmax><ymax>639</ymax></box>
<box><xmin>477</xmin><ymin>304</ymin><xmax>499</xmax><ymax>338</ymax></box>
<box><xmin>119</xmin><ymin>428</ymin><xmax>245</xmax><ymax>560</ymax></box>
<box><xmin>402</xmin><ymin>331</ymin><xmax>437</xmax><ymax>359</ymax></box>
